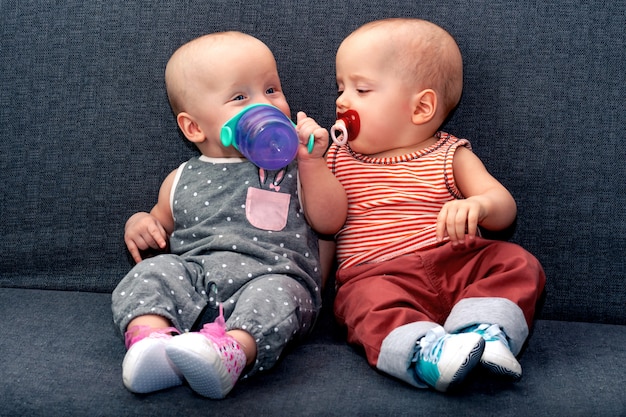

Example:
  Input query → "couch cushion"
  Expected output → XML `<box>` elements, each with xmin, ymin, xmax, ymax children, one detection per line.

<box><xmin>1</xmin><ymin>287</ymin><xmax>625</xmax><ymax>415</ymax></box>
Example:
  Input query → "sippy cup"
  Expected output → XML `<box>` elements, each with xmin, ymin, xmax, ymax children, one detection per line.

<box><xmin>330</xmin><ymin>110</ymin><xmax>360</xmax><ymax>146</ymax></box>
<box><xmin>221</xmin><ymin>104</ymin><xmax>314</xmax><ymax>170</ymax></box>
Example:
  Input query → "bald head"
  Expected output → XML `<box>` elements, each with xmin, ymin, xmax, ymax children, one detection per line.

<box><xmin>342</xmin><ymin>18</ymin><xmax>463</xmax><ymax>115</ymax></box>
<box><xmin>165</xmin><ymin>32</ymin><xmax>276</xmax><ymax>115</ymax></box>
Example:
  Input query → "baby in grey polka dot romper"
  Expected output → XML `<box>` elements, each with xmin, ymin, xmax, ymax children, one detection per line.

<box><xmin>112</xmin><ymin>31</ymin><xmax>347</xmax><ymax>399</ymax></box>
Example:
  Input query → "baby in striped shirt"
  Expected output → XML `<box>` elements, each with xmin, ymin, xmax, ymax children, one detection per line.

<box><xmin>324</xmin><ymin>18</ymin><xmax>546</xmax><ymax>392</ymax></box>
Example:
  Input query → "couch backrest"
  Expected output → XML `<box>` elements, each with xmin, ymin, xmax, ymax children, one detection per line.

<box><xmin>1</xmin><ymin>0</ymin><xmax>624</xmax><ymax>324</ymax></box>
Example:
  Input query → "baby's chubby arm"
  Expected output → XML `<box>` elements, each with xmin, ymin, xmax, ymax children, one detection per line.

<box><xmin>436</xmin><ymin>146</ymin><xmax>517</xmax><ymax>247</ymax></box>
<box><xmin>124</xmin><ymin>170</ymin><xmax>177</xmax><ymax>263</ymax></box>
<box><xmin>295</xmin><ymin>111</ymin><xmax>347</xmax><ymax>235</ymax></box>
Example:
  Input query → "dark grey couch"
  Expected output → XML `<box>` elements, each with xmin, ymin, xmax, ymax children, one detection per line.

<box><xmin>1</xmin><ymin>1</ymin><xmax>625</xmax><ymax>416</ymax></box>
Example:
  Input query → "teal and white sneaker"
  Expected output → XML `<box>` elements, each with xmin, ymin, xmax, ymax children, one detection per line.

<box><xmin>464</xmin><ymin>323</ymin><xmax>522</xmax><ymax>380</ymax></box>
<box><xmin>413</xmin><ymin>326</ymin><xmax>485</xmax><ymax>392</ymax></box>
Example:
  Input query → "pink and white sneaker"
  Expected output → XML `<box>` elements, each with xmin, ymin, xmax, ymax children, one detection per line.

<box><xmin>122</xmin><ymin>326</ymin><xmax>183</xmax><ymax>393</ymax></box>
<box><xmin>165</xmin><ymin>306</ymin><xmax>247</xmax><ymax>399</ymax></box>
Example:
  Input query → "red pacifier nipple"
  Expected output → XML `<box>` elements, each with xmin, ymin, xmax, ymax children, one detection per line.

<box><xmin>331</xmin><ymin>110</ymin><xmax>360</xmax><ymax>146</ymax></box>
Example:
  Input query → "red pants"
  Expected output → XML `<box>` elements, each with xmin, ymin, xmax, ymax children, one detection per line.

<box><xmin>334</xmin><ymin>238</ymin><xmax>546</xmax><ymax>366</ymax></box>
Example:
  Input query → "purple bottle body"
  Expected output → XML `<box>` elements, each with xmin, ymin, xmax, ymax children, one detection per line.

<box><xmin>234</xmin><ymin>106</ymin><xmax>299</xmax><ymax>170</ymax></box>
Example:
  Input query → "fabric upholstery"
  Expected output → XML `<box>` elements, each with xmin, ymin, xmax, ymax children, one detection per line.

<box><xmin>0</xmin><ymin>1</ymin><xmax>624</xmax><ymax>415</ymax></box>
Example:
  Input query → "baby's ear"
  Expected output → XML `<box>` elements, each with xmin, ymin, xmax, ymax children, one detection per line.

<box><xmin>176</xmin><ymin>112</ymin><xmax>206</xmax><ymax>143</ymax></box>
<box><xmin>411</xmin><ymin>89</ymin><xmax>437</xmax><ymax>125</ymax></box>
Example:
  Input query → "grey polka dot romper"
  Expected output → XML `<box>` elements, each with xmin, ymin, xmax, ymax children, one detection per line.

<box><xmin>112</xmin><ymin>156</ymin><xmax>321</xmax><ymax>375</ymax></box>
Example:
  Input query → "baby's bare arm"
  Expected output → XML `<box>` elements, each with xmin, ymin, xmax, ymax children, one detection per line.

<box><xmin>124</xmin><ymin>170</ymin><xmax>177</xmax><ymax>263</ymax></box>
<box><xmin>296</xmin><ymin>112</ymin><xmax>347</xmax><ymax>235</ymax></box>
<box><xmin>436</xmin><ymin>147</ymin><xmax>516</xmax><ymax>246</ymax></box>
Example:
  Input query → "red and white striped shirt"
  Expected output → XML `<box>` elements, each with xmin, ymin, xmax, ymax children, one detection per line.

<box><xmin>327</xmin><ymin>132</ymin><xmax>471</xmax><ymax>269</ymax></box>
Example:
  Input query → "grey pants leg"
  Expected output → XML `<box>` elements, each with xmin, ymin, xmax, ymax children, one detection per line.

<box><xmin>112</xmin><ymin>254</ymin><xmax>208</xmax><ymax>333</ymax></box>
<box><xmin>112</xmin><ymin>254</ymin><xmax>317</xmax><ymax>376</ymax></box>
<box><xmin>227</xmin><ymin>274</ymin><xmax>316</xmax><ymax>375</ymax></box>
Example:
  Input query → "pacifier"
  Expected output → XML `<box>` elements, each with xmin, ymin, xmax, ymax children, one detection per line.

<box><xmin>221</xmin><ymin>104</ymin><xmax>314</xmax><ymax>170</ymax></box>
<box><xmin>330</xmin><ymin>110</ymin><xmax>360</xmax><ymax>146</ymax></box>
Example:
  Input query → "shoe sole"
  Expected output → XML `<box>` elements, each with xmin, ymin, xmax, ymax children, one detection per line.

<box><xmin>122</xmin><ymin>338</ymin><xmax>183</xmax><ymax>393</ymax></box>
<box><xmin>481</xmin><ymin>340</ymin><xmax>522</xmax><ymax>380</ymax></box>
<box><xmin>482</xmin><ymin>360</ymin><xmax>522</xmax><ymax>380</ymax></box>
<box><xmin>166</xmin><ymin>335</ymin><xmax>232</xmax><ymax>399</ymax></box>
<box><xmin>438</xmin><ymin>336</ymin><xmax>485</xmax><ymax>392</ymax></box>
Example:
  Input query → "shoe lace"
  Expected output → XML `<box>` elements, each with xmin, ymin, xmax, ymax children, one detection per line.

<box><xmin>467</xmin><ymin>323</ymin><xmax>511</xmax><ymax>349</ymax></box>
<box><xmin>199</xmin><ymin>303</ymin><xmax>227</xmax><ymax>339</ymax></box>
<box><xmin>417</xmin><ymin>326</ymin><xmax>448</xmax><ymax>364</ymax></box>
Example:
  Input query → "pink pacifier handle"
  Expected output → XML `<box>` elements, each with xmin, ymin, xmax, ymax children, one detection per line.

<box><xmin>331</xmin><ymin>110</ymin><xmax>360</xmax><ymax>146</ymax></box>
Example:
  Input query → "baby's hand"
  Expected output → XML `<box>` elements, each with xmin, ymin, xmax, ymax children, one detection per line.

<box><xmin>436</xmin><ymin>197</ymin><xmax>486</xmax><ymax>247</ymax></box>
<box><xmin>124</xmin><ymin>212</ymin><xmax>168</xmax><ymax>263</ymax></box>
<box><xmin>296</xmin><ymin>111</ymin><xmax>329</xmax><ymax>160</ymax></box>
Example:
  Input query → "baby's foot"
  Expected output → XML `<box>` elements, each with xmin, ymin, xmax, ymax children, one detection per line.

<box><xmin>122</xmin><ymin>326</ymin><xmax>183</xmax><ymax>393</ymax></box>
<box><xmin>414</xmin><ymin>326</ymin><xmax>485</xmax><ymax>392</ymax></box>
<box><xmin>464</xmin><ymin>323</ymin><xmax>522</xmax><ymax>380</ymax></box>
<box><xmin>165</xmin><ymin>309</ymin><xmax>246</xmax><ymax>399</ymax></box>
